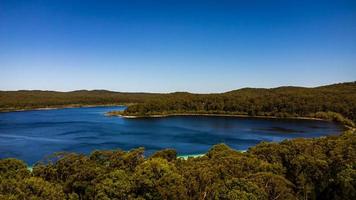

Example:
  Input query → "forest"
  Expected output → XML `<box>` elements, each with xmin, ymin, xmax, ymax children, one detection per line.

<box><xmin>1</xmin><ymin>82</ymin><xmax>356</xmax><ymax>126</ymax></box>
<box><xmin>0</xmin><ymin>90</ymin><xmax>160</xmax><ymax>112</ymax></box>
<box><xmin>1</xmin><ymin>82</ymin><xmax>355</xmax><ymax>199</ymax></box>
<box><xmin>121</xmin><ymin>82</ymin><xmax>356</xmax><ymax>126</ymax></box>
<box><xmin>0</xmin><ymin>129</ymin><xmax>355</xmax><ymax>200</ymax></box>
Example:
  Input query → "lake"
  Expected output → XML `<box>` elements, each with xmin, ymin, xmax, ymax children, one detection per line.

<box><xmin>0</xmin><ymin>106</ymin><xmax>343</xmax><ymax>165</ymax></box>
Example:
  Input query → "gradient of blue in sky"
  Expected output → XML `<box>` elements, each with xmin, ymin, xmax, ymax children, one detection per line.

<box><xmin>0</xmin><ymin>0</ymin><xmax>355</xmax><ymax>93</ymax></box>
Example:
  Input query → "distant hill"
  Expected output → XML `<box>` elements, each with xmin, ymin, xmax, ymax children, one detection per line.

<box><xmin>1</xmin><ymin>82</ymin><xmax>355</xmax><ymax>124</ymax></box>
<box><xmin>122</xmin><ymin>82</ymin><xmax>356</xmax><ymax>125</ymax></box>
<box><xmin>0</xmin><ymin>90</ymin><xmax>160</xmax><ymax>111</ymax></box>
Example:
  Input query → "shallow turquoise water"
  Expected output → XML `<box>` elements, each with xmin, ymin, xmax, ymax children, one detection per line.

<box><xmin>0</xmin><ymin>106</ymin><xmax>343</xmax><ymax>165</ymax></box>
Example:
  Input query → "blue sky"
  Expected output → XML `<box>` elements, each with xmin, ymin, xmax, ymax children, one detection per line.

<box><xmin>0</xmin><ymin>0</ymin><xmax>355</xmax><ymax>93</ymax></box>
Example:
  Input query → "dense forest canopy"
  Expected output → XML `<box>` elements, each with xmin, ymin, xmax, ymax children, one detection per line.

<box><xmin>122</xmin><ymin>82</ymin><xmax>356</xmax><ymax>125</ymax></box>
<box><xmin>1</xmin><ymin>82</ymin><xmax>356</xmax><ymax>125</ymax></box>
<box><xmin>0</xmin><ymin>90</ymin><xmax>160</xmax><ymax>111</ymax></box>
<box><xmin>1</xmin><ymin>130</ymin><xmax>355</xmax><ymax>200</ymax></box>
<box><xmin>1</xmin><ymin>82</ymin><xmax>355</xmax><ymax>199</ymax></box>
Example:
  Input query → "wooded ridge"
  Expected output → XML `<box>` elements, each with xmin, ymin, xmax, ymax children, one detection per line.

<box><xmin>1</xmin><ymin>82</ymin><xmax>355</xmax><ymax>126</ymax></box>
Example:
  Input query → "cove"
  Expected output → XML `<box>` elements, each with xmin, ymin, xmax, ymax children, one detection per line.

<box><xmin>0</xmin><ymin>106</ymin><xmax>343</xmax><ymax>165</ymax></box>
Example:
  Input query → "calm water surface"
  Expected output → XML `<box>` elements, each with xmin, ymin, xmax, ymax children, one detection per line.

<box><xmin>0</xmin><ymin>106</ymin><xmax>343</xmax><ymax>165</ymax></box>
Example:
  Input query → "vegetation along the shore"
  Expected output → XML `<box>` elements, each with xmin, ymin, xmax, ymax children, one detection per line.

<box><xmin>0</xmin><ymin>130</ymin><xmax>355</xmax><ymax>200</ymax></box>
<box><xmin>2</xmin><ymin>82</ymin><xmax>356</xmax><ymax>126</ymax></box>
<box><xmin>120</xmin><ymin>82</ymin><xmax>356</xmax><ymax>126</ymax></box>
<box><xmin>0</xmin><ymin>90</ymin><xmax>160</xmax><ymax>112</ymax></box>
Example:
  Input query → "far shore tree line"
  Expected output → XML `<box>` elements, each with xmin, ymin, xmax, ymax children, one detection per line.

<box><xmin>1</xmin><ymin>82</ymin><xmax>355</xmax><ymax>126</ymax></box>
<box><xmin>122</xmin><ymin>82</ymin><xmax>356</xmax><ymax>126</ymax></box>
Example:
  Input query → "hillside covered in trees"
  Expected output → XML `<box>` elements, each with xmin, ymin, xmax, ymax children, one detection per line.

<box><xmin>1</xmin><ymin>82</ymin><xmax>355</xmax><ymax>125</ymax></box>
<box><xmin>0</xmin><ymin>130</ymin><xmax>355</xmax><ymax>200</ymax></box>
<box><xmin>0</xmin><ymin>90</ymin><xmax>160</xmax><ymax>112</ymax></box>
<box><xmin>121</xmin><ymin>82</ymin><xmax>356</xmax><ymax>126</ymax></box>
<box><xmin>1</xmin><ymin>82</ymin><xmax>355</xmax><ymax>199</ymax></box>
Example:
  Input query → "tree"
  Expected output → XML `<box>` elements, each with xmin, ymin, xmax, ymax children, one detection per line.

<box><xmin>132</xmin><ymin>158</ymin><xmax>187</xmax><ymax>200</ymax></box>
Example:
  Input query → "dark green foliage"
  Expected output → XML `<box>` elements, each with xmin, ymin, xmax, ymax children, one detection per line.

<box><xmin>123</xmin><ymin>82</ymin><xmax>356</xmax><ymax>125</ymax></box>
<box><xmin>213</xmin><ymin>178</ymin><xmax>267</xmax><ymax>200</ymax></box>
<box><xmin>309</xmin><ymin>111</ymin><xmax>355</xmax><ymax>127</ymax></box>
<box><xmin>132</xmin><ymin>158</ymin><xmax>187</xmax><ymax>199</ymax></box>
<box><xmin>0</xmin><ymin>159</ymin><xmax>65</xmax><ymax>200</ymax></box>
<box><xmin>0</xmin><ymin>90</ymin><xmax>160</xmax><ymax>111</ymax></box>
<box><xmin>93</xmin><ymin>170</ymin><xmax>132</xmax><ymax>200</ymax></box>
<box><xmin>0</xmin><ymin>158</ymin><xmax>30</xmax><ymax>179</ymax></box>
<box><xmin>248</xmin><ymin>173</ymin><xmax>296</xmax><ymax>200</ymax></box>
<box><xmin>150</xmin><ymin>149</ymin><xmax>177</xmax><ymax>162</ymax></box>
<box><xmin>249</xmin><ymin>130</ymin><xmax>356</xmax><ymax>200</ymax></box>
<box><xmin>1</xmin><ymin>82</ymin><xmax>356</xmax><ymax>126</ymax></box>
<box><xmin>1</xmin><ymin>130</ymin><xmax>355</xmax><ymax>199</ymax></box>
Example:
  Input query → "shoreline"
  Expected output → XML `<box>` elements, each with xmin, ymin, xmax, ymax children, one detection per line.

<box><xmin>109</xmin><ymin>112</ymin><xmax>330</xmax><ymax>122</ymax></box>
<box><xmin>0</xmin><ymin>104</ymin><xmax>128</xmax><ymax>113</ymax></box>
<box><xmin>177</xmin><ymin>150</ymin><xmax>248</xmax><ymax>160</ymax></box>
<box><xmin>1</xmin><ymin>105</ymin><xmax>352</xmax><ymax>128</ymax></box>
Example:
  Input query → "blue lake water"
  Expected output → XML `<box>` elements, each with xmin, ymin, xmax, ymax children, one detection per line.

<box><xmin>0</xmin><ymin>106</ymin><xmax>343</xmax><ymax>165</ymax></box>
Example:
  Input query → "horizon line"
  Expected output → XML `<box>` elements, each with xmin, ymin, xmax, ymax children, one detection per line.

<box><xmin>1</xmin><ymin>81</ymin><xmax>354</xmax><ymax>94</ymax></box>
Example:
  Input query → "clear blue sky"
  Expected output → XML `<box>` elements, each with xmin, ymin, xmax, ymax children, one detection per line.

<box><xmin>1</xmin><ymin>0</ymin><xmax>355</xmax><ymax>93</ymax></box>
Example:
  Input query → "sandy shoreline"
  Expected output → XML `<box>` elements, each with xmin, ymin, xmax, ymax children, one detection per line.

<box><xmin>1</xmin><ymin>104</ymin><xmax>350</xmax><ymax>125</ymax></box>
<box><xmin>177</xmin><ymin>150</ymin><xmax>248</xmax><ymax>160</ymax></box>
<box><xmin>109</xmin><ymin>112</ymin><xmax>329</xmax><ymax>122</ymax></box>
<box><xmin>2</xmin><ymin>105</ymin><xmax>350</xmax><ymax>126</ymax></box>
